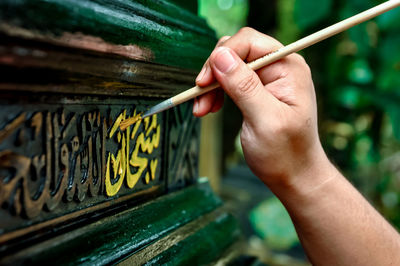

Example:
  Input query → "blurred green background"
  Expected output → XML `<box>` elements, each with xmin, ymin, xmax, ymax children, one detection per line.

<box><xmin>198</xmin><ymin>0</ymin><xmax>400</xmax><ymax>264</ymax></box>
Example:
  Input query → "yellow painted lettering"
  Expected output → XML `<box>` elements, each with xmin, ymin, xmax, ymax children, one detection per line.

<box><xmin>105</xmin><ymin>109</ymin><xmax>161</xmax><ymax>196</ymax></box>
<box><xmin>105</xmin><ymin>153</ymin><xmax>124</xmax><ymax>196</ymax></box>
<box><xmin>150</xmin><ymin>159</ymin><xmax>158</xmax><ymax>180</ymax></box>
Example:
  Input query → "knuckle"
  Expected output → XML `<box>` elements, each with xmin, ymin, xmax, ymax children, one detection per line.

<box><xmin>238</xmin><ymin>26</ymin><xmax>255</xmax><ymax>36</ymax></box>
<box><xmin>215</xmin><ymin>36</ymin><xmax>231</xmax><ymax>47</ymax></box>
<box><xmin>237</xmin><ymin>73</ymin><xmax>260</xmax><ymax>97</ymax></box>
<box><xmin>293</xmin><ymin>53</ymin><xmax>306</xmax><ymax>63</ymax></box>
<box><xmin>217</xmin><ymin>35</ymin><xmax>230</xmax><ymax>46</ymax></box>
<box><xmin>293</xmin><ymin>53</ymin><xmax>311</xmax><ymax>75</ymax></box>
<box><xmin>264</xmin><ymin>37</ymin><xmax>283</xmax><ymax>50</ymax></box>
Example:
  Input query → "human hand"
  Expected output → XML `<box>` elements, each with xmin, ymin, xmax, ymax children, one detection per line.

<box><xmin>193</xmin><ymin>28</ymin><xmax>332</xmax><ymax>193</ymax></box>
<box><xmin>193</xmin><ymin>30</ymin><xmax>400</xmax><ymax>266</ymax></box>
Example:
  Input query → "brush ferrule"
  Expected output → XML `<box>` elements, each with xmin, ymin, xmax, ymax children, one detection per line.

<box><xmin>142</xmin><ymin>98</ymin><xmax>174</xmax><ymax>118</ymax></box>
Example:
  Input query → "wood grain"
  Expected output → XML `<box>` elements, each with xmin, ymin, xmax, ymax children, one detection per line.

<box><xmin>0</xmin><ymin>0</ymin><xmax>216</xmax><ymax>70</ymax></box>
<box><xmin>0</xmin><ymin>35</ymin><xmax>197</xmax><ymax>98</ymax></box>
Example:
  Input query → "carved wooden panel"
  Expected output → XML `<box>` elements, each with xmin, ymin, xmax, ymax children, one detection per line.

<box><xmin>0</xmin><ymin>0</ymin><xmax>242</xmax><ymax>264</ymax></box>
<box><xmin>0</xmin><ymin>92</ymin><xmax>199</xmax><ymax>251</ymax></box>
<box><xmin>167</xmin><ymin>103</ymin><xmax>200</xmax><ymax>190</ymax></box>
<box><xmin>0</xmin><ymin>95</ymin><xmax>158</xmax><ymax>241</ymax></box>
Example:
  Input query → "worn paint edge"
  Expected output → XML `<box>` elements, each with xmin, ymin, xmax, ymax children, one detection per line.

<box><xmin>117</xmin><ymin>206</ymin><xmax>230</xmax><ymax>265</ymax></box>
<box><xmin>0</xmin><ymin>39</ymin><xmax>197</xmax><ymax>97</ymax></box>
<box><xmin>0</xmin><ymin>23</ymin><xmax>154</xmax><ymax>62</ymax></box>
<box><xmin>0</xmin><ymin>185</ymin><xmax>161</xmax><ymax>244</ymax></box>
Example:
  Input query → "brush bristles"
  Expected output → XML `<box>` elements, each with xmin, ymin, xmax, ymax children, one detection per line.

<box><xmin>120</xmin><ymin>114</ymin><xmax>142</xmax><ymax>131</ymax></box>
<box><xmin>120</xmin><ymin>99</ymin><xmax>173</xmax><ymax>130</ymax></box>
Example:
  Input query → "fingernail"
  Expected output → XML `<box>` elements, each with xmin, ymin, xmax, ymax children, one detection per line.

<box><xmin>214</xmin><ymin>48</ymin><xmax>237</xmax><ymax>73</ymax></box>
<box><xmin>193</xmin><ymin>98</ymin><xmax>199</xmax><ymax>114</ymax></box>
<box><xmin>196</xmin><ymin>65</ymin><xmax>207</xmax><ymax>83</ymax></box>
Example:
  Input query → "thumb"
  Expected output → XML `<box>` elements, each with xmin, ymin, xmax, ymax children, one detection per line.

<box><xmin>209</xmin><ymin>47</ymin><xmax>276</xmax><ymax>120</ymax></box>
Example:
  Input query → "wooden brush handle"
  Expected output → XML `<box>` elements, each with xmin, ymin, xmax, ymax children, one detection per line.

<box><xmin>170</xmin><ymin>0</ymin><xmax>400</xmax><ymax>107</ymax></box>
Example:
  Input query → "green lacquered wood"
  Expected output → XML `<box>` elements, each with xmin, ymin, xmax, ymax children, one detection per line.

<box><xmin>1</xmin><ymin>181</ymin><xmax>222</xmax><ymax>265</ymax></box>
<box><xmin>145</xmin><ymin>213</ymin><xmax>241</xmax><ymax>265</ymax></box>
<box><xmin>0</xmin><ymin>37</ymin><xmax>197</xmax><ymax>97</ymax></box>
<box><xmin>0</xmin><ymin>0</ymin><xmax>216</xmax><ymax>70</ymax></box>
<box><xmin>167</xmin><ymin>0</ymin><xmax>198</xmax><ymax>14</ymax></box>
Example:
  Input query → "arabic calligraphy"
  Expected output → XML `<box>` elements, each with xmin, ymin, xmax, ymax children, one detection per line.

<box><xmin>105</xmin><ymin>110</ymin><xmax>161</xmax><ymax>196</ymax></box>
<box><xmin>0</xmin><ymin>108</ymin><xmax>162</xmax><ymax>219</ymax></box>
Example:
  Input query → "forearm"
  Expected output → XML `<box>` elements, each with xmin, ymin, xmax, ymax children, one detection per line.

<box><xmin>272</xmin><ymin>153</ymin><xmax>400</xmax><ymax>265</ymax></box>
<box><xmin>192</xmin><ymin>27</ymin><xmax>400</xmax><ymax>265</ymax></box>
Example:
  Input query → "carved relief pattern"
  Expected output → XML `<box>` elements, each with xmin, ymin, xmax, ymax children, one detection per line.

<box><xmin>167</xmin><ymin>102</ymin><xmax>199</xmax><ymax>190</ymax></box>
<box><xmin>105</xmin><ymin>110</ymin><xmax>161</xmax><ymax>196</ymax></box>
<box><xmin>0</xmin><ymin>106</ymin><xmax>163</xmax><ymax>222</ymax></box>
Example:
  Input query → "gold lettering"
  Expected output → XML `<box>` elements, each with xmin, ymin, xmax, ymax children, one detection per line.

<box><xmin>105</xmin><ymin>110</ymin><xmax>160</xmax><ymax>197</ymax></box>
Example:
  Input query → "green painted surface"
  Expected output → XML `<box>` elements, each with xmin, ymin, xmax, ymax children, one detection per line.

<box><xmin>0</xmin><ymin>0</ymin><xmax>216</xmax><ymax>70</ymax></box>
<box><xmin>145</xmin><ymin>213</ymin><xmax>240</xmax><ymax>265</ymax></box>
<box><xmin>3</xmin><ymin>182</ymin><xmax>222</xmax><ymax>265</ymax></box>
<box><xmin>0</xmin><ymin>2</ymin><xmax>240</xmax><ymax>264</ymax></box>
<box><xmin>168</xmin><ymin>0</ymin><xmax>198</xmax><ymax>14</ymax></box>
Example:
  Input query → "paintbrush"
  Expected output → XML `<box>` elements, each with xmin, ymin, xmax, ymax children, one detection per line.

<box><xmin>120</xmin><ymin>0</ymin><xmax>400</xmax><ymax>131</ymax></box>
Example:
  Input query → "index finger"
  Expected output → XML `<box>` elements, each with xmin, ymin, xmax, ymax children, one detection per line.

<box><xmin>221</xmin><ymin>27</ymin><xmax>283</xmax><ymax>62</ymax></box>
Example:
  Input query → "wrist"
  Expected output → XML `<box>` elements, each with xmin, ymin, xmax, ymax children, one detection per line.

<box><xmin>267</xmin><ymin>144</ymin><xmax>339</xmax><ymax>203</ymax></box>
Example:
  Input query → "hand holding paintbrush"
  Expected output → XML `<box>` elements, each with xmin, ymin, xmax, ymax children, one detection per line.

<box><xmin>120</xmin><ymin>0</ymin><xmax>400</xmax><ymax>130</ymax></box>
<box><xmin>183</xmin><ymin>3</ymin><xmax>400</xmax><ymax>264</ymax></box>
<box><xmin>121</xmin><ymin>2</ymin><xmax>400</xmax><ymax>264</ymax></box>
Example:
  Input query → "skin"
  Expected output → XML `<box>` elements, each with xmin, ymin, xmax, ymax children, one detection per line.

<box><xmin>193</xmin><ymin>27</ymin><xmax>400</xmax><ymax>265</ymax></box>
